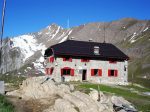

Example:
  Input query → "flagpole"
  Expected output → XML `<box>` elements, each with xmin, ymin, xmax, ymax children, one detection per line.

<box><xmin>0</xmin><ymin>0</ymin><xmax>6</xmax><ymax>68</ymax></box>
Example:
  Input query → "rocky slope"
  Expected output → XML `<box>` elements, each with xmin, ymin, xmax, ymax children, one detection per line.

<box><xmin>0</xmin><ymin>18</ymin><xmax>150</xmax><ymax>86</ymax></box>
<box><xmin>7</xmin><ymin>76</ymin><xmax>137</xmax><ymax>112</ymax></box>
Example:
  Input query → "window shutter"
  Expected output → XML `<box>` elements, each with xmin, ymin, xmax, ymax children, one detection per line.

<box><xmin>115</xmin><ymin>70</ymin><xmax>118</xmax><ymax>77</ymax></box>
<box><xmin>49</xmin><ymin>57</ymin><xmax>51</xmax><ymax>63</ymax></box>
<box><xmin>47</xmin><ymin>68</ymin><xmax>50</xmax><ymax>75</ymax></box>
<box><xmin>49</xmin><ymin>68</ymin><xmax>52</xmax><ymax>75</ymax></box>
<box><xmin>69</xmin><ymin>58</ymin><xmax>72</xmax><ymax>62</ymax></box>
<box><xmin>109</xmin><ymin>61</ymin><xmax>117</xmax><ymax>64</ymax></box>
<box><xmin>50</xmin><ymin>57</ymin><xmax>54</xmax><ymax>63</ymax></box>
<box><xmin>98</xmin><ymin>69</ymin><xmax>102</xmax><ymax>76</ymax></box>
<box><xmin>108</xmin><ymin>69</ymin><xmax>110</xmax><ymax>76</ymax></box>
<box><xmin>45</xmin><ymin>68</ymin><xmax>48</xmax><ymax>75</ymax></box>
<box><xmin>91</xmin><ymin>69</ymin><xmax>94</xmax><ymax>76</ymax></box>
<box><xmin>71</xmin><ymin>69</ymin><xmax>74</xmax><ymax>76</ymax></box>
<box><xmin>61</xmin><ymin>69</ymin><xmax>63</xmax><ymax>75</ymax></box>
<box><xmin>63</xmin><ymin>58</ymin><xmax>66</xmax><ymax>61</ymax></box>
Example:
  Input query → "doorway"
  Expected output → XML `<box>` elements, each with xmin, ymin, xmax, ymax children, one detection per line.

<box><xmin>82</xmin><ymin>69</ymin><xmax>87</xmax><ymax>81</ymax></box>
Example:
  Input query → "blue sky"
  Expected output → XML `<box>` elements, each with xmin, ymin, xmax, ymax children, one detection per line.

<box><xmin>0</xmin><ymin>0</ymin><xmax>150</xmax><ymax>37</ymax></box>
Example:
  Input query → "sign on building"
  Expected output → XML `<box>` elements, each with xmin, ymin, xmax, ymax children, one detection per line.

<box><xmin>0</xmin><ymin>81</ymin><xmax>4</xmax><ymax>94</ymax></box>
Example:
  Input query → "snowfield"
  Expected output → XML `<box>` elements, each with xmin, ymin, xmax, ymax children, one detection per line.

<box><xmin>11</xmin><ymin>35</ymin><xmax>46</xmax><ymax>62</ymax></box>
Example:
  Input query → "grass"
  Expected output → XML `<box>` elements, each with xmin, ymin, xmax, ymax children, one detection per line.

<box><xmin>77</xmin><ymin>83</ymin><xmax>150</xmax><ymax>112</ymax></box>
<box><xmin>0</xmin><ymin>74</ymin><xmax>26</xmax><ymax>88</ymax></box>
<box><xmin>0</xmin><ymin>94</ymin><xmax>14</xmax><ymax>112</ymax></box>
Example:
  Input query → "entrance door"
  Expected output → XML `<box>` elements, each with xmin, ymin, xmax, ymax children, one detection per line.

<box><xmin>82</xmin><ymin>70</ymin><xmax>87</xmax><ymax>81</ymax></box>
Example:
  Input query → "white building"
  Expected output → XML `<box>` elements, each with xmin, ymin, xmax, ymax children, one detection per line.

<box><xmin>44</xmin><ymin>40</ymin><xmax>129</xmax><ymax>85</ymax></box>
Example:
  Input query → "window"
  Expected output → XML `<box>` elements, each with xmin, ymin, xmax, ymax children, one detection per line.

<box><xmin>61</xmin><ymin>67</ymin><xmax>74</xmax><ymax>76</ymax></box>
<box><xmin>94</xmin><ymin>46</ymin><xmax>100</xmax><ymax>55</ymax></box>
<box><xmin>91</xmin><ymin>69</ymin><xmax>102</xmax><ymax>76</ymax></box>
<box><xmin>109</xmin><ymin>60</ymin><xmax>117</xmax><ymax>64</ymax></box>
<box><xmin>81</xmin><ymin>59</ymin><xmax>90</xmax><ymax>62</ymax></box>
<box><xmin>124</xmin><ymin>66</ymin><xmax>127</xmax><ymax>71</ymax></box>
<box><xmin>45</xmin><ymin>68</ymin><xmax>54</xmax><ymax>75</ymax></box>
<box><xmin>108</xmin><ymin>69</ymin><xmax>118</xmax><ymax>77</ymax></box>
<box><xmin>63</xmin><ymin>57</ymin><xmax>72</xmax><ymax>62</ymax></box>
<box><xmin>50</xmin><ymin>67</ymin><xmax>54</xmax><ymax>75</ymax></box>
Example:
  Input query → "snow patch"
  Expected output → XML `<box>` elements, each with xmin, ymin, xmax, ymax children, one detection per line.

<box><xmin>27</xmin><ymin>67</ymin><xmax>32</xmax><ymax>70</ymax></box>
<box><xmin>46</xmin><ymin>26</ymin><xmax>51</xmax><ymax>30</ymax></box>
<box><xmin>33</xmin><ymin>56</ymin><xmax>45</xmax><ymax>73</ymax></box>
<box><xmin>11</xmin><ymin>35</ymin><xmax>46</xmax><ymax>62</ymax></box>
<box><xmin>130</xmin><ymin>40</ymin><xmax>136</xmax><ymax>43</ymax></box>
<box><xmin>143</xmin><ymin>27</ymin><xmax>149</xmax><ymax>32</ymax></box>
<box><xmin>38</xmin><ymin>32</ymin><xmax>42</xmax><ymax>35</ymax></box>
<box><xmin>129</xmin><ymin>32</ymin><xmax>137</xmax><ymax>43</ymax></box>
<box><xmin>56</xmin><ymin>32</ymin><xmax>65</xmax><ymax>40</ymax></box>
<box><xmin>49</xmin><ymin>26</ymin><xmax>60</xmax><ymax>40</ymax></box>
<box><xmin>59</xmin><ymin>30</ymin><xmax>72</xmax><ymax>43</ymax></box>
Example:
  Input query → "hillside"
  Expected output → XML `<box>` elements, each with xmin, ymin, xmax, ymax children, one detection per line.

<box><xmin>0</xmin><ymin>18</ymin><xmax>150</xmax><ymax>87</ymax></box>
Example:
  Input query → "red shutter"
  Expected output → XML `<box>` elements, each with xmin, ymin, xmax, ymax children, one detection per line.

<box><xmin>49</xmin><ymin>58</ymin><xmax>51</xmax><ymax>62</ymax></box>
<box><xmin>91</xmin><ymin>69</ymin><xmax>94</xmax><ymax>76</ymax></box>
<box><xmin>108</xmin><ymin>69</ymin><xmax>111</xmax><ymax>77</ymax></box>
<box><xmin>71</xmin><ymin>69</ymin><xmax>74</xmax><ymax>76</ymax></box>
<box><xmin>45</xmin><ymin>68</ymin><xmax>48</xmax><ymax>75</ymax></box>
<box><xmin>49</xmin><ymin>68</ymin><xmax>51</xmax><ymax>75</ymax></box>
<box><xmin>50</xmin><ymin>57</ymin><xmax>54</xmax><ymax>63</ymax></box>
<box><xmin>61</xmin><ymin>69</ymin><xmax>63</xmax><ymax>75</ymax></box>
<box><xmin>47</xmin><ymin>68</ymin><xmax>50</xmax><ymax>75</ymax></box>
<box><xmin>50</xmin><ymin>68</ymin><xmax>54</xmax><ymax>75</ymax></box>
<box><xmin>115</xmin><ymin>70</ymin><xmax>118</xmax><ymax>77</ymax></box>
<box><xmin>81</xmin><ymin>59</ymin><xmax>84</xmax><ymax>62</ymax></box>
<box><xmin>109</xmin><ymin>61</ymin><xmax>117</xmax><ymax>64</ymax></box>
<box><xmin>63</xmin><ymin>58</ymin><xmax>66</xmax><ymax>61</ymax></box>
<box><xmin>98</xmin><ymin>69</ymin><xmax>102</xmax><ymax>76</ymax></box>
<box><xmin>81</xmin><ymin>59</ymin><xmax>90</xmax><ymax>62</ymax></box>
<box><xmin>69</xmin><ymin>58</ymin><xmax>72</xmax><ymax>62</ymax></box>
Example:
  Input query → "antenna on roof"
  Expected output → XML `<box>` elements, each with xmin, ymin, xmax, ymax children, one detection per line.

<box><xmin>67</xmin><ymin>18</ymin><xmax>70</xmax><ymax>29</ymax></box>
<box><xmin>66</xmin><ymin>18</ymin><xmax>70</xmax><ymax>40</ymax></box>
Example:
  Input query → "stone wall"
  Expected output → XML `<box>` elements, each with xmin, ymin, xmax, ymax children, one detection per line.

<box><xmin>45</xmin><ymin>57</ymin><xmax>128</xmax><ymax>85</ymax></box>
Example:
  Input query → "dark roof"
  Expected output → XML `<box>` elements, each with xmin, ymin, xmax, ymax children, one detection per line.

<box><xmin>45</xmin><ymin>40</ymin><xmax>129</xmax><ymax>60</ymax></box>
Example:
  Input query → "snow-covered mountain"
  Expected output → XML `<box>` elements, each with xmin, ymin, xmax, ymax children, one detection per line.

<box><xmin>0</xmin><ymin>18</ymin><xmax>150</xmax><ymax>86</ymax></box>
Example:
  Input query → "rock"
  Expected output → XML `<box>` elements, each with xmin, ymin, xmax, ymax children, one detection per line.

<box><xmin>54</xmin><ymin>99</ymin><xmax>78</xmax><ymax>112</ymax></box>
<box><xmin>7</xmin><ymin>76</ymin><xmax>58</xmax><ymax>99</ymax></box>
<box><xmin>6</xmin><ymin>76</ymin><xmax>137</xmax><ymax>112</ymax></box>
<box><xmin>69</xmin><ymin>84</ymin><xmax>74</xmax><ymax>91</ymax></box>
<box><xmin>89</xmin><ymin>89</ymin><xmax>99</xmax><ymax>101</ymax></box>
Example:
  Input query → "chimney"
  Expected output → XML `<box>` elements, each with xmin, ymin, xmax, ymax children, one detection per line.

<box><xmin>89</xmin><ymin>38</ymin><xmax>93</xmax><ymax>42</ymax></box>
<box><xmin>94</xmin><ymin>46</ymin><xmax>100</xmax><ymax>55</ymax></box>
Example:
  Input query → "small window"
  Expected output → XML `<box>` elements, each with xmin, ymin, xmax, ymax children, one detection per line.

<box><xmin>94</xmin><ymin>46</ymin><xmax>100</xmax><ymax>55</ymax></box>
<box><xmin>63</xmin><ymin>69</ymin><xmax>71</xmax><ymax>75</ymax></box>
<box><xmin>124</xmin><ymin>66</ymin><xmax>127</xmax><ymax>71</ymax></box>
<box><xmin>108</xmin><ymin>69</ymin><xmax>118</xmax><ymax>77</ymax></box>
<box><xmin>109</xmin><ymin>60</ymin><xmax>117</xmax><ymax>64</ymax></box>
<box><xmin>81</xmin><ymin>59</ymin><xmax>90</xmax><ymax>62</ymax></box>
<box><xmin>63</xmin><ymin>57</ymin><xmax>72</xmax><ymax>62</ymax></box>
<box><xmin>91</xmin><ymin>69</ymin><xmax>102</xmax><ymax>76</ymax></box>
